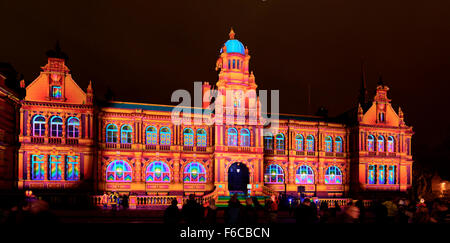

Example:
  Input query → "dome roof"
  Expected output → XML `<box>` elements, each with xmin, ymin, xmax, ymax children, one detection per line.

<box><xmin>220</xmin><ymin>29</ymin><xmax>246</xmax><ymax>55</ymax></box>
<box><xmin>220</xmin><ymin>39</ymin><xmax>245</xmax><ymax>55</ymax></box>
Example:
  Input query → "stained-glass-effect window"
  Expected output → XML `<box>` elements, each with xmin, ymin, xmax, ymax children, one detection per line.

<box><xmin>377</xmin><ymin>136</ymin><xmax>385</xmax><ymax>152</ymax></box>
<box><xmin>32</xmin><ymin>115</ymin><xmax>46</xmax><ymax>137</ymax></box>
<box><xmin>49</xmin><ymin>155</ymin><xmax>63</xmax><ymax>180</ymax></box>
<box><xmin>264</xmin><ymin>164</ymin><xmax>284</xmax><ymax>184</ymax></box>
<box><xmin>325</xmin><ymin>136</ymin><xmax>333</xmax><ymax>152</ymax></box>
<box><xmin>335</xmin><ymin>136</ymin><xmax>343</xmax><ymax>153</ymax></box>
<box><xmin>197</xmin><ymin>129</ymin><xmax>207</xmax><ymax>147</ymax></box>
<box><xmin>106</xmin><ymin>160</ymin><xmax>132</xmax><ymax>182</ymax></box>
<box><xmin>52</xmin><ymin>86</ymin><xmax>62</xmax><ymax>98</ymax></box>
<box><xmin>378</xmin><ymin>165</ymin><xmax>386</xmax><ymax>184</ymax></box>
<box><xmin>183</xmin><ymin>128</ymin><xmax>194</xmax><ymax>146</ymax></box>
<box><xmin>368</xmin><ymin>135</ymin><xmax>375</xmax><ymax>152</ymax></box>
<box><xmin>368</xmin><ymin>165</ymin><xmax>376</xmax><ymax>184</ymax></box>
<box><xmin>388</xmin><ymin>165</ymin><xmax>395</xmax><ymax>184</ymax></box>
<box><xmin>240</xmin><ymin>128</ymin><xmax>250</xmax><ymax>147</ymax></box>
<box><xmin>31</xmin><ymin>155</ymin><xmax>45</xmax><ymax>180</ymax></box>
<box><xmin>295</xmin><ymin>165</ymin><xmax>314</xmax><ymax>184</ymax></box>
<box><xmin>228</xmin><ymin>128</ymin><xmax>238</xmax><ymax>146</ymax></box>
<box><xmin>275</xmin><ymin>133</ymin><xmax>285</xmax><ymax>150</ymax></box>
<box><xmin>66</xmin><ymin>156</ymin><xmax>79</xmax><ymax>181</ymax></box>
<box><xmin>121</xmin><ymin>125</ymin><xmax>132</xmax><ymax>144</ymax></box>
<box><xmin>146</xmin><ymin>126</ymin><xmax>157</xmax><ymax>145</ymax></box>
<box><xmin>307</xmin><ymin>135</ymin><xmax>315</xmax><ymax>152</ymax></box>
<box><xmin>325</xmin><ymin>166</ymin><xmax>342</xmax><ymax>184</ymax></box>
<box><xmin>387</xmin><ymin>136</ymin><xmax>395</xmax><ymax>153</ymax></box>
<box><xmin>160</xmin><ymin>127</ymin><xmax>171</xmax><ymax>145</ymax></box>
<box><xmin>146</xmin><ymin>161</ymin><xmax>170</xmax><ymax>182</ymax></box>
<box><xmin>264</xmin><ymin>133</ymin><xmax>274</xmax><ymax>150</ymax></box>
<box><xmin>295</xmin><ymin>135</ymin><xmax>304</xmax><ymax>151</ymax></box>
<box><xmin>106</xmin><ymin>124</ymin><xmax>118</xmax><ymax>143</ymax></box>
<box><xmin>67</xmin><ymin>117</ymin><xmax>80</xmax><ymax>138</ymax></box>
<box><xmin>50</xmin><ymin>116</ymin><xmax>63</xmax><ymax>137</ymax></box>
<box><xmin>183</xmin><ymin>162</ymin><xmax>206</xmax><ymax>183</ymax></box>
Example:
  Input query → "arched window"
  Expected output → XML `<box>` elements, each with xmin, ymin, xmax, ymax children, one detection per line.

<box><xmin>275</xmin><ymin>133</ymin><xmax>285</xmax><ymax>150</ymax></box>
<box><xmin>387</xmin><ymin>136</ymin><xmax>395</xmax><ymax>153</ymax></box>
<box><xmin>183</xmin><ymin>162</ymin><xmax>206</xmax><ymax>183</ymax></box>
<box><xmin>146</xmin><ymin>161</ymin><xmax>170</xmax><ymax>182</ymax></box>
<box><xmin>160</xmin><ymin>127</ymin><xmax>171</xmax><ymax>145</ymax></box>
<box><xmin>388</xmin><ymin>165</ymin><xmax>396</xmax><ymax>184</ymax></box>
<box><xmin>106</xmin><ymin>124</ymin><xmax>118</xmax><ymax>143</ymax></box>
<box><xmin>233</xmin><ymin>59</ymin><xmax>236</xmax><ymax>69</ymax></box>
<box><xmin>183</xmin><ymin>128</ymin><xmax>194</xmax><ymax>146</ymax></box>
<box><xmin>325</xmin><ymin>136</ymin><xmax>333</xmax><ymax>152</ymax></box>
<box><xmin>367</xmin><ymin>135</ymin><xmax>375</xmax><ymax>152</ymax></box>
<box><xmin>106</xmin><ymin>160</ymin><xmax>132</xmax><ymax>182</ymax></box>
<box><xmin>66</xmin><ymin>155</ymin><xmax>80</xmax><ymax>181</ymax></box>
<box><xmin>240</xmin><ymin>128</ymin><xmax>251</xmax><ymax>147</ymax></box>
<box><xmin>264</xmin><ymin>164</ymin><xmax>284</xmax><ymax>184</ymax></box>
<box><xmin>50</xmin><ymin>116</ymin><xmax>63</xmax><ymax>137</ymax></box>
<box><xmin>379</xmin><ymin>112</ymin><xmax>385</xmax><ymax>122</ymax></box>
<box><xmin>121</xmin><ymin>125</ymin><xmax>133</xmax><ymax>144</ymax></box>
<box><xmin>377</xmin><ymin>136</ymin><xmax>385</xmax><ymax>152</ymax></box>
<box><xmin>31</xmin><ymin>154</ymin><xmax>45</xmax><ymax>180</ymax></box>
<box><xmin>378</xmin><ymin>165</ymin><xmax>386</xmax><ymax>184</ymax></box>
<box><xmin>368</xmin><ymin>165</ymin><xmax>376</xmax><ymax>184</ymax></box>
<box><xmin>67</xmin><ymin>117</ymin><xmax>80</xmax><ymax>138</ymax></box>
<box><xmin>295</xmin><ymin>135</ymin><xmax>304</xmax><ymax>151</ymax></box>
<box><xmin>32</xmin><ymin>115</ymin><xmax>46</xmax><ymax>137</ymax></box>
<box><xmin>307</xmin><ymin>135</ymin><xmax>315</xmax><ymax>152</ymax></box>
<box><xmin>296</xmin><ymin>165</ymin><xmax>314</xmax><ymax>184</ymax></box>
<box><xmin>197</xmin><ymin>129</ymin><xmax>207</xmax><ymax>147</ymax></box>
<box><xmin>49</xmin><ymin>155</ymin><xmax>63</xmax><ymax>180</ymax></box>
<box><xmin>335</xmin><ymin>136</ymin><xmax>343</xmax><ymax>153</ymax></box>
<box><xmin>325</xmin><ymin>166</ymin><xmax>342</xmax><ymax>184</ymax></box>
<box><xmin>264</xmin><ymin>133</ymin><xmax>274</xmax><ymax>150</ymax></box>
<box><xmin>145</xmin><ymin>126</ymin><xmax>157</xmax><ymax>145</ymax></box>
<box><xmin>227</xmin><ymin>128</ymin><xmax>238</xmax><ymax>146</ymax></box>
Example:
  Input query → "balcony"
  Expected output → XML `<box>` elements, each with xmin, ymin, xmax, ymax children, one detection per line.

<box><xmin>183</xmin><ymin>146</ymin><xmax>194</xmax><ymax>151</ymax></box>
<box><xmin>196</xmin><ymin>146</ymin><xmax>207</xmax><ymax>152</ymax></box>
<box><xmin>336</xmin><ymin>152</ymin><xmax>345</xmax><ymax>157</ymax></box>
<box><xmin>31</xmin><ymin>137</ymin><xmax>44</xmax><ymax>144</ymax></box>
<box><xmin>325</xmin><ymin>152</ymin><xmax>334</xmax><ymax>157</ymax></box>
<box><xmin>296</xmin><ymin>151</ymin><xmax>305</xmax><ymax>156</ymax></box>
<box><xmin>66</xmin><ymin>138</ymin><xmax>79</xmax><ymax>145</ymax></box>
<box><xmin>160</xmin><ymin>145</ymin><xmax>171</xmax><ymax>151</ymax></box>
<box><xmin>145</xmin><ymin>144</ymin><xmax>157</xmax><ymax>150</ymax></box>
<box><xmin>275</xmin><ymin>150</ymin><xmax>285</xmax><ymax>155</ymax></box>
<box><xmin>307</xmin><ymin>151</ymin><xmax>315</xmax><ymax>156</ymax></box>
<box><xmin>48</xmin><ymin>137</ymin><xmax>62</xmax><ymax>144</ymax></box>
<box><xmin>105</xmin><ymin>143</ymin><xmax>117</xmax><ymax>149</ymax></box>
<box><xmin>120</xmin><ymin>143</ymin><xmax>132</xmax><ymax>149</ymax></box>
<box><xmin>264</xmin><ymin>149</ymin><xmax>274</xmax><ymax>155</ymax></box>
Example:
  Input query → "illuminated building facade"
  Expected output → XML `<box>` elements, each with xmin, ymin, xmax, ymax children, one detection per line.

<box><xmin>15</xmin><ymin>30</ymin><xmax>414</xmax><ymax>198</ymax></box>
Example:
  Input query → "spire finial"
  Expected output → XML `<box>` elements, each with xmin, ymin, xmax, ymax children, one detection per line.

<box><xmin>229</xmin><ymin>28</ymin><xmax>235</xmax><ymax>39</ymax></box>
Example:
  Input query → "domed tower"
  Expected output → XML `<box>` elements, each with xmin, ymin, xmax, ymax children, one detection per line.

<box><xmin>213</xmin><ymin>29</ymin><xmax>258</xmax><ymax>119</ymax></box>
<box><xmin>211</xmin><ymin>29</ymin><xmax>264</xmax><ymax>196</ymax></box>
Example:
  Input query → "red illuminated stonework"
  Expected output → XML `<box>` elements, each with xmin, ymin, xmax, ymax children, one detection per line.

<box><xmin>14</xmin><ymin>30</ymin><xmax>413</xmax><ymax>198</ymax></box>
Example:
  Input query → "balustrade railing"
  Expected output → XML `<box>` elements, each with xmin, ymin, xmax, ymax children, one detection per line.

<box><xmin>296</xmin><ymin>151</ymin><xmax>305</xmax><ymax>156</ymax></box>
<box><xmin>105</xmin><ymin>143</ymin><xmax>117</xmax><ymax>149</ymax></box>
<box><xmin>120</xmin><ymin>143</ymin><xmax>132</xmax><ymax>149</ymax></box>
<box><xmin>196</xmin><ymin>146</ymin><xmax>207</xmax><ymax>152</ymax></box>
<box><xmin>66</xmin><ymin>138</ymin><xmax>79</xmax><ymax>145</ymax></box>
<box><xmin>49</xmin><ymin>137</ymin><xmax>62</xmax><ymax>144</ymax></box>
<box><xmin>183</xmin><ymin>146</ymin><xmax>194</xmax><ymax>151</ymax></box>
<box><xmin>307</xmin><ymin>151</ymin><xmax>315</xmax><ymax>156</ymax></box>
<box><xmin>145</xmin><ymin>144</ymin><xmax>157</xmax><ymax>150</ymax></box>
<box><xmin>31</xmin><ymin>137</ymin><xmax>44</xmax><ymax>144</ymax></box>
<box><xmin>91</xmin><ymin>195</ymin><xmax>178</xmax><ymax>208</ymax></box>
<box><xmin>325</xmin><ymin>152</ymin><xmax>334</xmax><ymax>157</ymax></box>
<box><xmin>160</xmin><ymin>145</ymin><xmax>171</xmax><ymax>151</ymax></box>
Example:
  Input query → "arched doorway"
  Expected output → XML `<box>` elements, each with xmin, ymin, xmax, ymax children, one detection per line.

<box><xmin>228</xmin><ymin>162</ymin><xmax>249</xmax><ymax>192</ymax></box>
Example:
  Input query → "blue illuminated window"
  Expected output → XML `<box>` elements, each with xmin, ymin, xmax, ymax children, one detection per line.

<box><xmin>67</xmin><ymin>117</ymin><xmax>80</xmax><ymax>138</ymax></box>
<box><xmin>325</xmin><ymin>136</ymin><xmax>333</xmax><ymax>152</ymax></box>
<box><xmin>52</xmin><ymin>86</ymin><xmax>62</xmax><ymax>98</ymax></box>
<box><xmin>146</xmin><ymin>126</ymin><xmax>157</xmax><ymax>145</ymax></box>
<box><xmin>368</xmin><ymin>165</ymin><xmax>376</xmax><ymax>184</ymax></box>
<box><xmin>307</xmin><ymin>135</ymin><xmax>315</xmax><ymax>152</ymax></box>
<box><xmin>160</xmin><ymin>127</ymin><xmax>171</xmax><ymax>145</ymax></box>
<box><xmin>106</xmin><ymin>124</ymin><xmax>118</xmax><ymax>143</ymax></box>
<box><xmin>377</xmin><ymin>136</ymin><xmax>385</xmax><ymax>152</ymax></box>
<box><xmin>227</xmin><ymin>128</ymin><xmax>238</xmax><ymax>146</ymax></box>
<box><xmin>264</xmin><ymin>164</ymin><xmax>284</xmax><ymax>184</ymax></box>
<box><xmin>264</xmin><ymin>133</ymin><xmax>273</xmax><ymax>150</ymax></box>
<box><xmin>50</xmin><ymin>116</ymin><xmax>63</xmax><ymax>137</ymax></box>
<box><xmin>32</xmin><ymin>115</ymin><xmax>46</xmax><ymax>137</ymax></box>
<box><xmin>31</xmin><ymin>154</ymin><xmax>45</xmax><ymax>180</ymax></box>
<box><xmin>325</xmin><ymin>166</ymin><xmax>342</xmax><ymax>184</ymax></box>
<box><xmin>387</xmin><ymin>136</ymin><xmax>395</xmax><ymax>153</ymax></box>
<box><xmin>106</xmin><ymin>160</ymin><xmax>132</xmax><ymax>182</ymax></box>
<box><xmin>197</xmin><ymin>129</ymin><xmax>207</xmax><ymax>147</ymax></box>
<box><xmin>183</xmin><ymin>162</ymin><xmax>206</xmax><ymax>183</ymax></box>
<box><xmin>296</xmin><ymin>165</ymin><xmax>314</xmax><ymax>184</ymax></box>
<box><xmin>367</xmin><ymin>135</ymin><xmax>375</xmax><ymax>151</ymax></box>
<box><xmin>183</xmin><ymin>128</ymin><xmax>194</xmax><ymax>146</ymax></box>
<box><xmin>295</xmin><ymin>134</ymin><xmax>304</xmax><ymax>151</ymax></box>
<box><xmin>121</xmin><ymin>125</ymin><xmax>132</xmax><ymax>144</ymax></box>
<box><xmin>146</xmin><ymin>161</ymin><xmax>170</xmax><ymax>182</ymax></box>
<box><xmin>335</xmin><ymin>136</ymin><xmax>343</xmax><ymax>153</ymax></box>
<box><xmin>240</xmin><ymin>128</ymin><xmax>250</xmax><ymax>147</ymax></box>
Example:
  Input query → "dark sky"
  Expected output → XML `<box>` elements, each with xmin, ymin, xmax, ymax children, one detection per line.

<box><xmin>1</xmin><ymin>0</ymin><xmax>450</xmax><ymax>152</ymax></box>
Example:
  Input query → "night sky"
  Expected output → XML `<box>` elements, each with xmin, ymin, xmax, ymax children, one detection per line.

<box><xmin>1</xmin><ymin>0</ymin><xmax>450</xmax><ymax>167</ymax></box>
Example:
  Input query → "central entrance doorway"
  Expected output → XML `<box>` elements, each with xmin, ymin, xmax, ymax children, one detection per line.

<box><xmin>228</xmin><ymin>162</ymin><xmax>250</xmax><ymax>192</ymax></box>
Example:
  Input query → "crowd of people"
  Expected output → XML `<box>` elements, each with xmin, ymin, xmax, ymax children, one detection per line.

<box><xmin>164</xmin><ymin>193</ymin><xmax>449</xmax><ymax>224</ymax></box>
<box><xmin>100</xmin><ymin>191</ymin><xmax>129</xmax><ymax>211</ymax></box>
